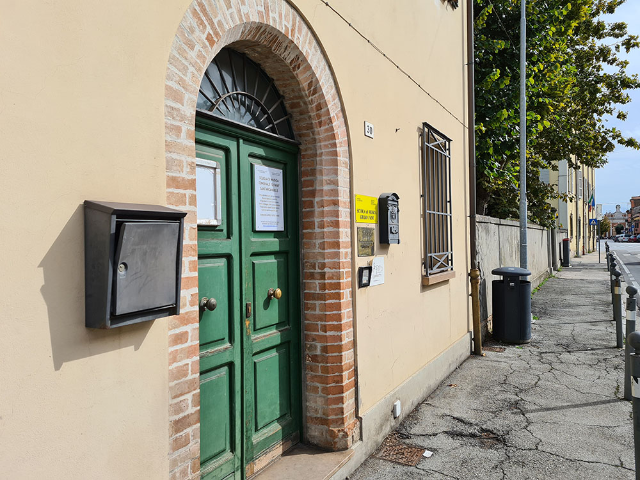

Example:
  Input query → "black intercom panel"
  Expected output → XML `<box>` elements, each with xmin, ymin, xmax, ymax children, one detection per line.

<box><xmin>379</xmin><ymin>193</ymin><xmax>400</xmax><ymax>244</ymax></box>
<box><xmin>84</xmin><ymin>200</ymin><xmax>187</xmax><ymax>329</ymax></box>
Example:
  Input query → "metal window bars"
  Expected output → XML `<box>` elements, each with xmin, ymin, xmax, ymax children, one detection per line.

<box><xmin>422</xmin><ymin>122</ymin><xmax>453</xmax><ymax>277</ymax></box>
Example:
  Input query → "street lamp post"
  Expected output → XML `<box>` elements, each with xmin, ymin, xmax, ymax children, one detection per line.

<box><xmin>519</xmin><ymin>0</ymin><xmax>528</xmax><ymax>269</ymax></box>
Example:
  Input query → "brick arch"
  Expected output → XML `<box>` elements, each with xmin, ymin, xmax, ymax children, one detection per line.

<box><xmin>164</xmin><ymin>1</ymin><xmax>356</xmax><ymax>477</ymax></box>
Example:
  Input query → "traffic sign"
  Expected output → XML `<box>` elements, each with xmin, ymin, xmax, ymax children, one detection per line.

<box><xmin>589</xmin><ymin>218</ymin><xmax>598</xmax><ymax>226</ymax></box>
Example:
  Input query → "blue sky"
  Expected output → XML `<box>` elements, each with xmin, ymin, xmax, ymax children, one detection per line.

<box><xmin>596</xmin><ymin>0</ymin><xmax>640</xmax><ymax>214</ymax></box>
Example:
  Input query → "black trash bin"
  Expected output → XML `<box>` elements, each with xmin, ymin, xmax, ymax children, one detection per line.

<box><xmin>562</xmin><ymin>238</ymin><xmax>571</xmax><ymax>267</ymax></box>
<box><xmin>491</xmin><ymin>267</ymin><xmax>532</xmax><ymax>344</ymax></box>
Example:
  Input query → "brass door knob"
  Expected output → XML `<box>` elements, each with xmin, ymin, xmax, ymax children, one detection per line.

<box><xmin>267</xmin><ymin>288</ymin><xmax>282</xmax><ymax>300</ymax></box>
<box><xmin>200</xmin><ymin>297</ymin><xmax>217</xmax><ymax>311</ymax></box>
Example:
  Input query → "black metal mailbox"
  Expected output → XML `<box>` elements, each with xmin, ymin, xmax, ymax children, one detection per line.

<box><xmin>379</xmin><ymin>193</ymin><xmax>400</xmax><ymax>244</ymax></box>
<box><xmin>84</xmin><ymin>200</ymin><xmax>187</xmax><ymax>329</ymax></box>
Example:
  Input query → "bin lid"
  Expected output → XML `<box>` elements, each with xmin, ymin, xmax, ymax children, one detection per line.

<box><xmin>491</xmin><ymin>266</ymin><xmax>531</xmax><ymax>277</ymax></box>
<box><xmin>562</xmin><ymin>237</ymin><xmax>570</xmax><ymax>242</ymax></box>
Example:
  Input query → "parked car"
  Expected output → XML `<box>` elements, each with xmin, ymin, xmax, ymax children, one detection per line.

<box><xmin>630</xmin><ymin>235</ymin><xmax>638</xmax><ymax>243</ymax></box>
<box><xmin>614</xmin><ymin>234</ymin><xmax>623</xmax><ymax>242</ymax></box>
<box><xmin>621</xmin><ymin>234</ymin><xmax>632</xmax><ymax>242</ymax></box>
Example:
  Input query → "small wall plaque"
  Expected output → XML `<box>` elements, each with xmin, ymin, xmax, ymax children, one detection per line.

<box><xmin>364</xmin><ymin>121</ymin><xmax>374</xmax><ymax>139</ymax></box>
<box><xmin>357</xmin><ymin>227</ymin><xmax>375</xmax><ymax>257</ymax></box>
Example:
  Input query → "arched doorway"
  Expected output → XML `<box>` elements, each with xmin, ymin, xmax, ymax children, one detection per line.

<box><xmin>164</xmin><ymin>2</ymin><xmax>358</xmax><ymax>479</ymax></box>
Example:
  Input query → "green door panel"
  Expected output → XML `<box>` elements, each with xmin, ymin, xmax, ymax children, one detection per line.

<box><xmin>200</xmin><ymin>367</ymin><xmax>233</xmax><ymax>463</ymax></box>
<box><xmin>253</xmin><ymin>346</ymin><xmax>291</xmax><ymax>431</ymax></box>
<box><xmin>252</xmin><ymin>255</ymin><xmax>289</xmax><ymax>332</ymax></box>
<box><xmin>197</xmin><ymin>116</ymin><xmax>300</xmax><ymax>479</ymax></box>
<box><xmin>199</xmin><ymin>258</ymin><xmax>231</xmax><ymax>349</ymax></box>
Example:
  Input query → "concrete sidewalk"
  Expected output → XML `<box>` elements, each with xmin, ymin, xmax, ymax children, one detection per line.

<box><xmin>350</xmin><ymin>253</ymin><xmax>635</xmax><ymax>479</ymax></box>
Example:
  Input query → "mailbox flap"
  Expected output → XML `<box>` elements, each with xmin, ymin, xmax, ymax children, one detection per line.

<box><xmin>113</xmin><ymin>222</ymin><xmax>180</xmax><ymax>316</ymax></box>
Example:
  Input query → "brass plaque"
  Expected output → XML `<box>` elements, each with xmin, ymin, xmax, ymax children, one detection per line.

<box><xmin>357</xmin><ymin>227</ymin><xmax>375</xmax><ymax>257</ymax></box>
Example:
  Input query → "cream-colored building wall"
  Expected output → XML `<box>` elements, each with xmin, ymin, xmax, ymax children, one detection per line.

<box><xmin>0</xmin><ymin>1</ymin><xmax>195</xmax><ymax>477</ymax></box>
<box><xmin>564</xmin><ymin>164</ymin><xmax>595</xmax><ymax>255</ymax></box>
<box><xmin>294</xmin><ymin>0</ymin><xmax>470</xmax><ymax>413</ymax></box>
<box><xmin>0</xmin><ymin>0</ymin><xmax>470</xmax><ymax>474</ymax></box>
<box><xmin>544</xmin><ymin>160</ymin><xmax>596</xmax><ymax>256</ymax></box>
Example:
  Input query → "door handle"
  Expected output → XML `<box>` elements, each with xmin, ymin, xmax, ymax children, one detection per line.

<box><xmin>199</xmin><ymin>297</ymin><xmax>217</xmax><ymax>311</ymax></box>
<box><xmin>267</xmin><ymin>288</ymin><xmax>282</xmax><ymax>300</ymax></box>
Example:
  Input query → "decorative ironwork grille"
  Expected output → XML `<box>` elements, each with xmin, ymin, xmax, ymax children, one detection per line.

<box><xmin>422</xmin><ymin>122</ymin><xmax>453</xmax><ymax>276</ymax></box>
<box><xmin>197</xmin><ymin>48</ymin><xmax>295</xmax><ymax>140</ymax></box>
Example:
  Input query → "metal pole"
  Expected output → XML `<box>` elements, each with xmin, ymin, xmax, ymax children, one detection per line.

<box><xmin>625</xmin><ymin>286</ymin><xmax>638</xmax><ymax>400</ymax></box>
<box><xmin>611</xmin><ymin>258</ymin><xmax>617</xmax><ymax>300</ymax></box>
<box><xmin>466</xmin><ymin>0</ymin><xmax>482</xmax><ymax>357</ymax></box>
<box><xmin>598</xmin><ymin>222</ymin><xmax>601</xmax><ymax>263</ymax></box>
<box><xmin>519</xmin><ymin>0</ymin><xmax>528</xmax><ymax>269</ymax></box>
<box><xmin>614</xmin><ymin>270</ymin><xmax>623</xmax><ymax>348</ymax></box>
<box><xmin>626</xmin><ymin>330</ymin><xmax>640</xmax><ymax>479</ymax></box>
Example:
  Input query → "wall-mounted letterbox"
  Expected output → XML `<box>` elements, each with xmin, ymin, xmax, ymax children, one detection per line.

<box><xmin>84</xmin><ymin>200</ymin><xmax>187</xmax><ymax>329</ymax></box>
<box><xmin>379</xmin><ymin>193</ymin><xmax>400</xmax><ymax>244</ymax></box>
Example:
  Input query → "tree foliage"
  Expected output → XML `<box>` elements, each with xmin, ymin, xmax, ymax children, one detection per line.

<box><xmin>615</xmin><ymin>223</ymin><xmax>624</xmax><ymax>234</ymax></box>
<box><xmin>474</xmin><ymin>0</ymin><xmax>640</xmax><ymax>227</ymax></box>
<box><xmin>599</xmin><ymin>215</ymin><xmax>611</xmax><ymax>235</ymax></box>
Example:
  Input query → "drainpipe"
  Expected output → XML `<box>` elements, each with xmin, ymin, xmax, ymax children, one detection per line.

<box><xmin>467</xmin><ymin>0</ymin><xmax>482</xmax><ymax>356</ymax></box>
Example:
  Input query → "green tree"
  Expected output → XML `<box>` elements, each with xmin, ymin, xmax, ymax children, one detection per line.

<box><xmin>615</xmin><ymin>223</ymin><xmax>624</xmax><ymax>234</ymax></box>
<box><xmin>599</xmin><ymin>216</ymin><xmax>611</xmax><ymax>235</ymax></box>
<box><xmin>474</xmin><ymin>0</ymin><xmax>640</xmax><ymax>227</ymax></box>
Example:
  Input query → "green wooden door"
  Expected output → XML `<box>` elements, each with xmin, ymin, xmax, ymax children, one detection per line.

<box><xmin>196</xmin><ymin>118</ymin><xmax>301</xmax><ymax>480</ymax></box>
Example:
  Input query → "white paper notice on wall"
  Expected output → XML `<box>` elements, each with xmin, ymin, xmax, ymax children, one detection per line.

<box><xmin>370</xmin><ymin>257</ymin><xmax>384</xmax><ymax>286</ymax></box>
<box><xmin>254</xmin><ymin>164</ymin><xmax>285</xmax><ymax>231</ymax></box>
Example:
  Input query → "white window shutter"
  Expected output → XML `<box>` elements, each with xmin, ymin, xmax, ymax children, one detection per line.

<box><xmin>578</xmin><ymin>171</ymin><xmax>583</xmax><ymax>199</ymax></box>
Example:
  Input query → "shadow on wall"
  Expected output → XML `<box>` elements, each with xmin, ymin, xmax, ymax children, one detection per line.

<box><xmin>39</xmin><ymin>204</ymin><xmax>152</xmax><ymax>371</ymax></box>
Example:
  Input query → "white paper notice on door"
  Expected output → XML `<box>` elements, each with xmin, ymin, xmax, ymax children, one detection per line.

<box><xmin>254</xmin><ymin>164</ymin><xmax>285</xmax><ymax>231</ymax></box>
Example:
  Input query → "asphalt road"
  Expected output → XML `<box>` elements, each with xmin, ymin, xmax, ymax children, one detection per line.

<box><xmin>602</xmin><ymin>239</ymin><xmax>640</xmax><ymax>295</ymax></box>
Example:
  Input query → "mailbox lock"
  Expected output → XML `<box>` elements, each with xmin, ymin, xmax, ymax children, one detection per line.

<box><xmin>267</xmin><ymin>288</ymin><xmax>282</xmax><ymax>300</ymax></box>
<box><xmin>200</xmin><ymin>297</ymin><xmax>217</xmax><ymax>312</ymax></box>
<box><xmin>118</xmin><ymin>262</ymin><xmax>127</xmax><ymax>273</ymax></box>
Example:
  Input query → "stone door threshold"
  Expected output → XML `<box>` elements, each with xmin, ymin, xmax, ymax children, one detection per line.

<box><xmin>252</xmin><ymin>442</ymin><xmax>357</xmax><ymax>480</ymax></box>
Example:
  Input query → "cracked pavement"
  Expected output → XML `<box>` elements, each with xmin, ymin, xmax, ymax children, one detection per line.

<box><xmin>350</xmin><ymin>254</ymin><xmax>635</xmax><ymax>479</ymax></box>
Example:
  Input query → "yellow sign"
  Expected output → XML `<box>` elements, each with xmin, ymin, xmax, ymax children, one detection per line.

<box><xmin>355</xmin><ymin>195</ymin><xmax>378</xmax><ymax>223</ymax></box>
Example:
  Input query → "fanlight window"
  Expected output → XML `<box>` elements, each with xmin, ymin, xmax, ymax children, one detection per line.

<box><xmin>197</xmin><ymin>48</ymin><xmax>295</xmax><ymax>140</ymax></box>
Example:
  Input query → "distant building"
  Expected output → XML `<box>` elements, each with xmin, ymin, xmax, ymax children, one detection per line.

<box><xmin>630</xmin><ymin>196</ymin><xmax>640</xmax><ymax>233</ymax></box>
<box><xmin>605</xmin><ymin>205</ymin><xmax>627</xmax><ymax>235</ymax></box>
<box><xmin>541</xmin><ymin>160</ymin><xmax>596</xmax><ymax>255</ymax></box>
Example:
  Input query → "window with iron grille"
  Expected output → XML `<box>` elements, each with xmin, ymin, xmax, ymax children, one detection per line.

<box><xmin>421</xmin><ymin>122</ymin><xmax>453</xmax><ymax>277</ymax></box>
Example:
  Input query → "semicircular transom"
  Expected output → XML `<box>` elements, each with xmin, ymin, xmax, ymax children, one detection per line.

<box><xmin>197</xmin><ymin>47</ymin><xmax>295</xmax><ymax>140</ymax></box>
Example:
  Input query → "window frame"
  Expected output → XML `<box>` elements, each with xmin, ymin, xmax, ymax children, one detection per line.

<box><xmin>196</xmin><ymin>157</ymin><xmax>223</xmax><ymax>227</ymax></box>
<box><xmin>421</xmin><ymin>122</ymin><xmax>454</xmax><ymax>280</ymax></box>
